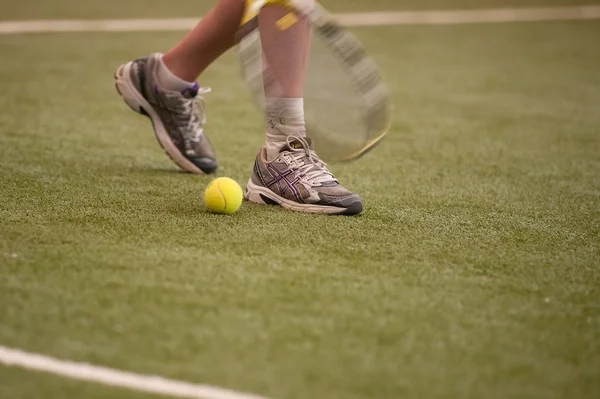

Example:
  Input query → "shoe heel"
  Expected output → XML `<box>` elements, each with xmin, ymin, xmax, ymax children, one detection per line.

<box><xmin>245</xmin><ymin>181</ymin><xmax>280</xmax><ymax>206</ymax></box>
<box><xmin>244</xmin><ymin>181</ymin><xmax>263</xmax><ymax>203</ymax></box>
<box><xmin>114</xmin><ymin>63</ymin><xmax>147</xmax><ymax>116</ymax></box>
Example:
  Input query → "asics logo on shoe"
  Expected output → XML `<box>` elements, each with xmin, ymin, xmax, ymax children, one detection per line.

<box><xmin>265</xmin><ymin>164</ymin><xmax>303</xmax><ymax>202</ymax></box>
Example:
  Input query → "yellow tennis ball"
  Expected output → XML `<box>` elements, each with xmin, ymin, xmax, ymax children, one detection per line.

<box><xmin>204</xmin><ymin>177</ymin><xmax>244</xmax><ymax>214</ymax></box>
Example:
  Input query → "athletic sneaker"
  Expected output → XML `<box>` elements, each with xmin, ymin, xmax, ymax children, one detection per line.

<box><xmin>245</xmin><ymin>135</ymin><xmax>363</xmax><ymax>215</ymax></box>
<box><xmin>114</xmin><ymin>53</ymin><xmax>217</xmax><ymax>174</ymax></box>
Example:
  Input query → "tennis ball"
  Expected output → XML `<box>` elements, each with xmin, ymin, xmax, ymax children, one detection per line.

<box><xmin>204</xmin><ymin>177</ymin><xmax>243</xmax><ymax>214</ymax></box>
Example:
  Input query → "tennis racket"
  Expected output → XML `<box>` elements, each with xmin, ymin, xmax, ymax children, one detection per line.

<box><xmin>237</xmin><ymin>0</ymin><xmax>391</xmax><ymax>162</ymax></box>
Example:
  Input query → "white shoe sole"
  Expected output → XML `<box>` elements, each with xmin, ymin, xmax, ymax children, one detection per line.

<box><xmin>114</xmin><ymin>62</ymin><xmax>204</xmax><ymax>174</ymax></box>
<box><xmin>245</xmin><ymin>180</ymin><xmax>362</xmax><ymax>215</ymax></box>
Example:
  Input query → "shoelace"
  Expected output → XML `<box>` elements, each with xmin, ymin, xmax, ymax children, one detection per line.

<box><xmin>166</xmin><ymin>87</ymin><xmax>212</xmax><ymax>142</ymax></box>
<box><xmin>284</xmin><ymin>135</ymin><xmax>337</xmax><ymax>185</ymax></box>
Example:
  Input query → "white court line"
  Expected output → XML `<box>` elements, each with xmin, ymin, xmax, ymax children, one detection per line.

<box><xmin>0</xmin><ymin>6</ymin><xmax>599</xmax><ymax>34</ymax></box>
<box><xmin>0</xmin><ymin>345</ymin><xmax>269</xmax><ymax>399</ymax></box>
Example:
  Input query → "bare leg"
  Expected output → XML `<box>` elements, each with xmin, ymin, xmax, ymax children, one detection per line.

<box><xmin>259</xmin><ymin>6</ymin><xmax>311</xmax><ymax>97</ymax></box>
<box><xmin>162</xmin><ymin>0</ymin><xmax>245</xmax><ymax>82</ymax></box>
<box><xmin>258</xmin><ymin>4</ymin><xmax>313</xmax><ymax>158</ymax></box>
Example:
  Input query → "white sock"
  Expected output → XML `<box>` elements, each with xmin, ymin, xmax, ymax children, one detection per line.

<box><xmin>156</xmin><ymin>55</ymin><xmax>196</xmax><ymax>92</ymax></box>
<box><xmin>265</xmin><ymin>97</ymin><xmax>306</xmax><ymax>160</ymax></box>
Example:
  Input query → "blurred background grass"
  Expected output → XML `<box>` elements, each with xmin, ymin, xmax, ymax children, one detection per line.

<box><xmin>1</xmin><ymin>0</ymin><xmax>598</xmax><ymax>19</ymax></box>
<box><xmin>0</xmin><ymin>1</ymin><xmax>599</xmax><ymax>399</ymax></box>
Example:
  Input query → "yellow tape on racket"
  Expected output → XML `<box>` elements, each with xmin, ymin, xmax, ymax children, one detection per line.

<box><xmin>241</xmin><ymin>0</ymin><xmax>299</xmax><ymax>25</ymax></box>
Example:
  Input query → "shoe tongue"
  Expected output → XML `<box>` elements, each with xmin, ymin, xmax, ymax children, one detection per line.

<box><xmin>280</xmin><ymin>136</ymin><xmax>313</xmax><ymax>153</ymax></box>
<box><xmin>181</xmin><ymin>82</ymin><xmax>199</xmax><ymax>99</ymax></box>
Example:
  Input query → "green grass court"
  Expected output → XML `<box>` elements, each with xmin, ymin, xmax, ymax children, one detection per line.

<box><xmin>1</xmin><ymin>0</ymin><xmax>599</xmax><ymax>398</ymax></box>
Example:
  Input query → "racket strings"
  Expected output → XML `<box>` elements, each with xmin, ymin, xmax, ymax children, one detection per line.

<box><xmin>237</xmin><ymin>4</ymin><xmax>391</xmax><ymax>162</ymax></box>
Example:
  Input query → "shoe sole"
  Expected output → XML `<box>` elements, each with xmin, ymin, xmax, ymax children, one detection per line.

<box><xmin>113</xmin><ymin>62</ymin><xmax>206</xmax><ymax>175</ymax></box>
<box><xmin>245</xmin><ymin>180</ymin><xmax>363</xmax><ymax>215</ymax></box>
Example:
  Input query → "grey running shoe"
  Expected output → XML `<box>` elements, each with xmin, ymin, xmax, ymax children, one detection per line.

<box><xmin>114</xmin><ymin>53</ymin><xmax>217</xmax><ymax>174</ymax></box>
<box><xmin>245</xmin><ymin>136</ymin><xmax>363</xmax><ymax>215</ymax></box>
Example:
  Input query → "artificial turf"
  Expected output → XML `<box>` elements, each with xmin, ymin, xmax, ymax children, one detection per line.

<box><xmin>1</xmin><ymin>1</ymin><xmax>599</xmax><ymax>398</ymax></box>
